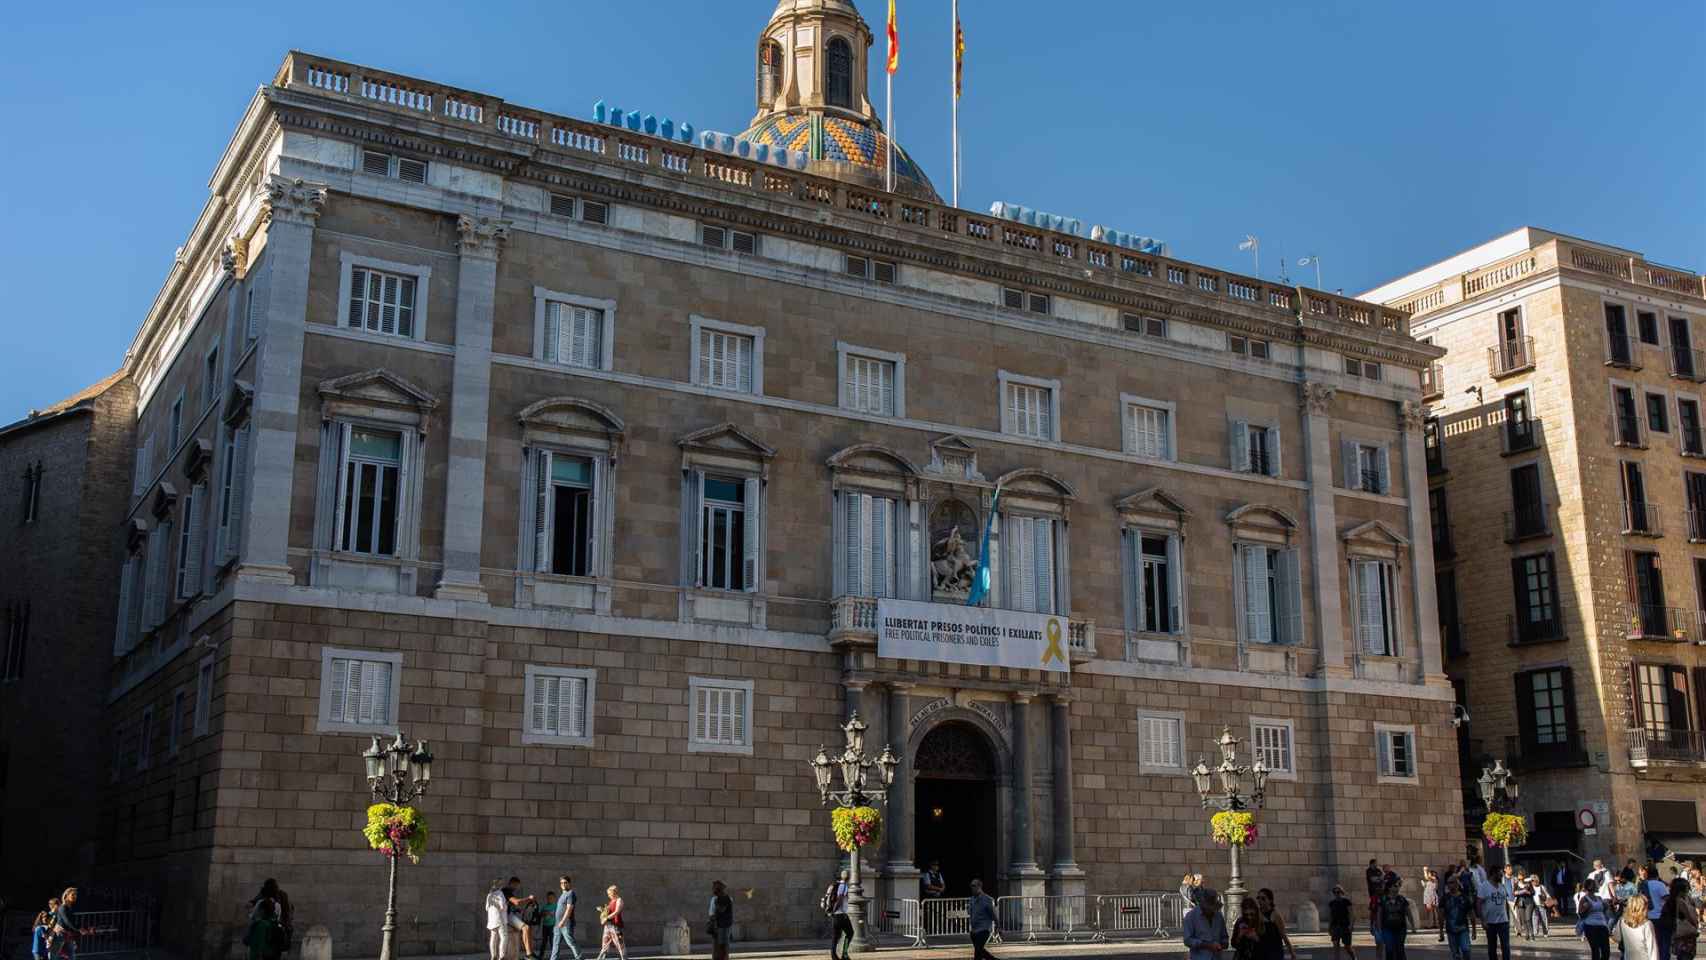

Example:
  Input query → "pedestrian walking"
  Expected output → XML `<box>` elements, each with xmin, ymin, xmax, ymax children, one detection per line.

<box><xmin>32</xmin><ymin>903</ymin><xmax>58</xmax><ymax>960</ymax></box>
<box><xmin>1531</xmin><ymin>874</ymin><xmax>1554</xmax><ymax>938</ymax></box>
<box><xmin>1423</xmin><ymin>868</ymin><xmax>1441</xmax><ymax>934</ymax></box>
<box><xmin>708</xmin><ymin>881</ymin><xmax>734</xmax><ymax>960</ymax></box>
<box><xmin>1663</xmin><ymin>876</ymin><xmax>1698</xmax><ymax>960</ymax></box>
<box><xmin>967</xmin><ymin>879</ymin><xmax>997</xmax><ymax>960</ymax></box>
<box><xmin>486</xmin><ymin>880</ymin><xmax>512</xmax><ymax>960</ymax></box>
<box><xmin>1183</xmin><ymin>889</ymin><xmax>1229</xmax><ymax>960</ymax></box>
<box><xmin>1644</xmin><ymin>866</ymin><xmax>1671</xmax><ymax>960</ymax></box>
<box><xmin>594</xmin><ymin>886</ymin><xmax>626</xmax><ymax>960</ymax></box>
<box><xmin>244</xmin><ymin>899</ymin><xmax>288</xmax><ymax>960</ymax></box>
<box><xmin>1377</xmin><ymin>877</ymin><xmax>1417</xmax><ymax>960</ymax></box>
<box><xmin>1476</xmin><ymin>871</ymin><xmax>1513</xmax><ymax>960</ymax></box>
<box><xmin>1612</xmin><ymin>897</ymin><xmax>1659</xmax><ymax>960</ymax></box>
<box><xmin>1512</xmin><ymin>869</ymin><xmax>1536</xmax><ymax>940</ymax></box>
<box><xmin>1256</xmin><ymin>889</ymin><xmax>1297</xmax><ymax>960</ymax></box>
<box><xmin>52</xmin><ymin>888</ymin><xmax>86</xmax><ymax>960</ymax></box>
<box><xmin>248</xmin><ymin>881</ymin><xmax>294</xmax><ymax>957</ymax></box>
<box><xmin>550</xmin><ymin>876</ymin><xmax>582</xmax><ymax>960</ymax></box>
<box><xmin>823</xmin><ymin>870</ymin><xmax>852</xmax><ymax>960</ymax></box>
<box><xmin>1232</xmin><ymin>899</ymin><xmax>1266</xmax><ymax>960</ymax></box>
<box><xmin>1329</xmin><ymin>885</ymin><xmax>1358</xmax><ymax>960</ymax></box>
<box><xmin>1580</xmin><ymin>884</ymin><xmax>1613</xmax><ymax>960</ymax></box>
<box><xmin>1442</xmin><ymin>877</ymin><xmax>1475</xmax><ymax>960</ymax></box>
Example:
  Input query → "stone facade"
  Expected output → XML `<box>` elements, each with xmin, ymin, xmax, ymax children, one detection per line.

<box><xmin>89</xmin><ymin>8</ymin><xmax>1461</xmax><ymax>958</ymax></box>
<box><xmin>1365</xmin><ymin>227</ymin><xmax>1706</xmax><ymax>870</ymax></box>
<box><xmin>0</xmin><ymin>371</ymin><xmax>136</xmax><ymax>905</ymax></box>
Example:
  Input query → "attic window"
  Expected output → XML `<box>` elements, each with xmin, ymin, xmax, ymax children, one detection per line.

<box><xmin>701</xmin><ymin>225</ymin><xmax>727</xmax><ymax>249</ymax></box>
<box><xmin>360</xmin><ymin>150</ymin><xmax>428</xmax><ymax>184</ymax></box>
<box><xmin>549</xmin><ymin>194</ymin><xmax>577</xmax><ymax>218</ymax></box>
<box><xmin>731</xmin><ymin>230</ymin><xmax>759</xmax><ymax>255</ymax></box>
<box><xmin>581</xmin><ymin>201</ymin><xmax>608</xmax><ymax>225</ymax></box>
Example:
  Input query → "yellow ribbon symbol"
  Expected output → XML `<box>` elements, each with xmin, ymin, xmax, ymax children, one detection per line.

<box><xmin>1041</xmin><ymin>618</ymin><xmax>1065</xmax><ymax>666</ymax></box>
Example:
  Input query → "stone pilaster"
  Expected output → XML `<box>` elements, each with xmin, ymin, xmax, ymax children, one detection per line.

<box><xmin>1301</xmin><ymin>382</ymin><xmax>1349</xmax><ymax>677</ymax></box>
<box><xmin>1010</xmin><ymin>693</ymin><xmax>1046</xmax><ymax>898</ymax></box>
<box><xmin>883</xmin><ymin>682</ymin><xmax>920</xmax><ymax>902</ymax></box>
<box><xmin>1047</xmin><ymin>693</ymin><xmax>1085</xmax><ymax>898</ymax></box>
<box><xmin>1400</xmin><ymin>400</ymin><xmax>1448</xmax><ymax>687</ymax></box>
<box><xmin>434</xmin><ymin>215</ymin><xmax>510</xmax><ymax>601</ymax></box>
<box><xmin>238</xmin><ymin>176</ymin><xmax>326</xmax><ymax>585</ymax></box>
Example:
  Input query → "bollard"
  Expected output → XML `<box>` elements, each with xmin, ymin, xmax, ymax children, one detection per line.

<box><xmin>300</xmin><ymin>925</ymin><xmax>333</xmax><ymax>960</ymax></box>
<box><xmin>661</xmin><ymin>917</ymin><xmax>692</xmax><ymax>956</ymax></box>
<box><xmin>1294</xmin><ymin>901</ymin><xmax>1321</xmax><ymax>934</ymax></box>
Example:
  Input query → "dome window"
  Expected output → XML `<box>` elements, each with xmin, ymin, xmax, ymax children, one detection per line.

<box><xmin>825</xmin><ymin>37</ymin><xmax>852</xmax><ymax>108</ymax></box>
<box><xmin>758</xmin><ymin>40</ymin><xmax>783</xmax><ymax>107</ymax></box>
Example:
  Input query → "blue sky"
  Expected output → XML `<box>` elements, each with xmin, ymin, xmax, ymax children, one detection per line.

<box><xmin>2</xmin><ymin>0</ymin><xmax>1702</xmax><ymax>421</ymax></box>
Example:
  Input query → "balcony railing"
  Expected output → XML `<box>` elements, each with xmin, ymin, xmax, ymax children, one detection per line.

<box><xmin>1508</xmin><ymin>610</ymin><xmax>1564</xmax><ymax>646</ymax></box>
<box><xmin>1671</xmin><ymin>347</ymin><xmax>1706</xmax><ymax>382</ymax></box>
<box><xmin>1503</xmin><ymin>417</ymin><xmax>1544</xmax><ymax>455</ymax></box>
<box><xmin>1489</xmin><ymin>337</ymin><xmax>1536</xmax><ymax>378</ymax></box>
<box><xmin>1629</xmin><ymin>728</ymin><xmax>1706</xmax><ymax>768</ymax></box>
<box><xmin>1622</xmin><ymin>499</ymin><xmax>1663</xmax><ymax>537</ymax></box>
<box><xmin>1688</xmin><ymin>509</ymin><xmax>1706</xmax><ymax>542</ymax></box>
<box><xmin>1624</xmin><ymin>602</ymin><xmax>1693</xmax><ymax>642</ymax></box>
<box><xmin>1612</xmin><ymin>411</ymin><xmax>1645</xmax><ymax>447</ymax></box>
<box><xmin>1421</xmin><ymin>363</ymin><xmax>1443</xmax><ymax>400</ymax></box>
<box><xmin>1504</xmin><ymin>502</ymin><xmax>1551</xmax><ymax>541</ymax></box>
<box><xmin>1506</xmin><ymin>730</ymin><xmax>1590</xmax><ymax>769</ymax></box>
<box><xmin>1606</xmin><ymin>331</ymin><xmax>1640</xmax><ymax>369</ymax></box>
<box><xmin>827</xmin><ymin>596</ymin><xmax>1096</xmax><ymax>661</ymax></box>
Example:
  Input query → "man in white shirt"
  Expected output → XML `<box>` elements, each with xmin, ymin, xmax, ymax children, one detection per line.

<box><xmin>486</xmin><ymin>880</ymin><xmax>512</xmax><ymax>960</ymax></box>
<box><xmin>1587</xmin><ymin>860</ymin><xmax>1613</xmax><ymax>900</ymax></box>
<box><xmin>826</xmin><ymin>869</ymin><xmax>853</xmax><ymax>960</ymax></box>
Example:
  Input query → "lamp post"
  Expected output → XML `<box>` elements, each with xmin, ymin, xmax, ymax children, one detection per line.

<box><xmin>363</xmin><ymin>732</ymin><xmax>434</xmax><ymax>960</ymax></box>
<box><xmin>808</xmin><ymin>713</ymin><xmax>900</xmax><ymax>954</ymax></box>
<box><xmin>1477</xmin><ymin>759</ymin><xmax>1520</xmax><ymax>869</ymax></box>
<box><xmin>1191</xmin><ymin>726</ymin><xmax>1269</xmax><ymax>919</ymax></box>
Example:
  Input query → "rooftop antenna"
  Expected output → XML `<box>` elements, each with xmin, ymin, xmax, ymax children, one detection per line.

<box><xmin>1277</xmin><ymin>257</ymin><xmax>1292</xmax><ymax>285</ymax></box>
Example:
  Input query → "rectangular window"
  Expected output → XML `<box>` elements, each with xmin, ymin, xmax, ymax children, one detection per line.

<box><xmin>1344</xmin><ymin>441</ymin><xmax>1389</xmax><ymax>494</ymax></box>
<box><xmin>167</xmin><ymin>689</ymin><xmax>185</xmax><ymax>756</ymax></box>
<box><xmin>1003</xmin><ymin>514</ymin><xmax>1057</xmax><ymax>614</ymax></box>
<box><xmin>1231</xmin><ymin>421</ymin><xmax>1281</xmax><ymax>477</ymax></box>
<box><xmin>1250</xmin><ymin>720</ymin><xmax>1295</xmax><ymax>775</ymax></box>
<box><xmin>1638</xmin><ymin>309</ymin><xmax>1661</xmax><ymax>346</ymax></box>
<box><xmin>1430</xmin><ymin>488</ymin><xmax>1452</xmax><ymax>556</ymax></box>
<box><xmin>1231</xmin><ymin>336</ymin><xmax>1272</xmax><ymax>359</ymax></box>
<box><xmin>319</xmin><ymin>649</ymin><xmax>401</xmax><ymax>733</ymax></box>
<box><xmin>842</xmin><ymin>492</ymin><xmax>897</xmax><ymax>598</ymax></box>
<box><xmin>338</xmin><ymin>428</ymin><xmax>402</xmax><ymax>556</ymax></box>
<box><xmin>203</xmin><ymin>343</ymin><xmax>221</xmax><ymax>412</ymax></box>
<box><xmin>1139</xmin><ymin>713</ymin><xmax>1184</xmax><ymax>771</ymax></box>
<box><xmin>1027</xmin><ymin>292</ymin><xmax>1051</xmax><ymax>315</ymax></box>
<box><xmin>532</xmin><ymin>450</ymin><xmax>597</xmax><ymax>577</ymax></box>
<box><xmin>1634</xmin><ymin>663</ymin><xmax>1690</xmax><ymax>737</ymax></box>
<box><xmin>542</xmin><ymin>301</ymin><xmax>605</xmax><ymax>370</ymax></box>
<box><xmin>1503</xmin><ymin>391</ymin><xmax>1535</xmax><ymax>451</ymax></box>
<box><xmin>1424</xmin><ymin>417</ymin><xmax>1445</xmax><ymax>472</ymax></box>
<box><xmin>1630</xmin><ymin>550</ymin><xmax>1667</xmax><ymax>637</ymax></box>
<box><xmin>174</xmin><ymin>484</ymin><xmax>207</xmax><ymax>600</ymax></box>
<box><xmin>689</xmin><ymin>677</ymin><xmax>754</xmax><ymax>754</ymax></box>
<box><xmin>1648</xmin><ymin>393</ymin><xmax>1671</xmax><ymax>433</ymax></box>
<box><xmin>1623</xmin><ymin>461</ymin><xmax>1654</xmax><ymax>534</ymax></box>
<box><xmin>192</xmin><ymin>656</ymin><xmax>214</xmax><ymax>737</ymax></box>
<box><xmin>216</xmin><ymin>423</ymin><xmax>250</xmax><ymax>563</ymax></box>
<box><xmin>700</xmin><ymin>476</ymin><xmax>749</xmax><ymax>591</ymax></box>
<box><xmin>1376</xmin><ymin>726</ymin><xmax>1417</xmax><ymax>780</ymax></box>
<box><xmin>346</xmin><ymin>267</ymin><xmax>418</xmax><ymax>338</ymax></box>
<box><xmin>1614</xmin><ymin>386</ymin><xmax>1642</xmax><ymax>445</ymax></box>
<box><xmin>1238</xmin><ymin>543</ymin><xmax>1301</xmax><ymax>645</ymax></box>
<box><xmin>1137</xmin><ymin>534</ymin><xmax>1177</xmax><ymax>633</ymax></box>
<box><xmin>1688</xmin><ymin>473</ymin><xmax>1706</xmax><ymax>540</ymax></box>
<box><xmin>1122</xmin><ymin>314</ymin><xmax>1167</xmax><ymax>337</ymax></box>
<box><xmin>523</xmin><ymin>665</ymin><xmax>596</xmax><ymax>746</ymax></box>
<box><xmin>844</xmin><ymin>353</ymin><xmax>897</xmax><ymax>416</ymax></box>
<box><xmin>1509</xmin><ymin>463</ymin><xmax>1545</xmax><ymax>537</ymax></box>
<box><xmin>137</xmin><ymin>706</ymin><xmax>154</xmax><ymax>771</ymax></box>
<box><xmin>169</xmin><ymin>394</ymin><xmax>183</xmax><ymax>451</ymax></box>
<box><xmin>1125</xmin><ymin>402</ymin><xmax>1172</xmax><ymax>460</ymax></box>
<box><xmin>549</xmin><ymin>193</ymin><xmax>577</xmax><ymax>217</ymax></box>
<box><xmin>1680</xmin><ymin>399</ymin><xmax>1703</xmax><ymax>455</ymax></box>
<box><xmin>1437</xmin><ymin>569</ymin><xmax>1463</xmax><ymax>657</ymax></box>
<box><xmin>1511</xmin><ymin>552</ymin><xmax>1560</xmax><ymax>643</ymax></box>
<box><xmin>1352</xmin><ymin>558</ymin><xmax>1399</xmax><ymax>656</ymax></box>
<box><xmin>1670</xmin><ymin>315</ymin><xmax>1695</xmax><ymax>378</ymax></box>
<box><xmin>699</xmin><ymin>328</ymin><xmax>755</xmax><ymax>393</ymax></box>
<box><xmin>1607</xmin><ymin>304</ymin><xmax>1634</xmax><ymax>365</ymax></box>
<box><xmin>1520</xmin><ymin>668</ymin><xmax>1571</xmax><ymax>747</ymax></box>
<box><xmin>1006</xmin><ymin>382</ymin><xmax>1055</xmax><ymax>440</ymax></box>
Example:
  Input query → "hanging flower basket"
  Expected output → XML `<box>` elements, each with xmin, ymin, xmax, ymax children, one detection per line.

<box><xmin>831</xmin><ymin>806</ymin><xmax>884</xmax><ymax>852</ymax></box>
<box><xmin>1210</xmin><ymin>810</ymin><xmax>1258</xmax><ymax>847</ymax></box>
<box><xmin>364</xmin><ymin>803</ymin><xmax>429</xmax><ymax>864</ymax></box>
<box><xmin>1482</xmin><ymin>812</ymin><xmax>1527</xmax><ymax>849</ymax></box>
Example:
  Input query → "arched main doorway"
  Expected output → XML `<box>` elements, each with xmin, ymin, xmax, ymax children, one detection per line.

<box><xmin>913</xmin><ymin>721</ymin><xmax>1000</xmax><ymax>897</ymax></box>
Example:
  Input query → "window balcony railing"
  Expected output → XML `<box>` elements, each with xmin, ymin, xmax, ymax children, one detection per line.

<box><xmin>1506</xmin><ymin>730</ymin><xmax>1590</xmax><ymax>770</ymax></box>
<box><xmin>1671</xmin><ymin>347</ymin><xmax>1706</xmax><ymax>382</ymax></box>
<box><xmin>827</xmin><ymin>595</ymin><xmax>1097</xmax><ymax>662</ymax></box>
<box><xmin>1622</xmin><ymin>499</ymin><xmax>1663</xmax><ymax>537</ymax></box>
<box><xmin>1504</xmin><ymin>502</ymin><xmax>1551</xmax><ymax>541</ymax></box>
<box><xmin>1624</xmin><ymin>602</ymin><xmax>1693</xmax><ymax>642</ymax></box>
<box><xmin>1421</xmin><ymin>363</ymin><xmax>1444</xmax><ymax>400</ymax></box>
<box><xmin>1488</xmin><ymin>337</ymin><xmax>1536</xmax><ymax>378</ymax></box>
<box><xmin>1687</xmin><ymin>508</ymin><xmax>1706</xmax><ymax>543</ymax></box>
<box><xmin>1605</xmin><ymin>331</ymin><xmax>1640</xmax><ymax>369</ymax></box>
<box><xmin>1507</xmin><ymin>610</ymin><xmax>1565</xmax><ymax>646</ymax></box>
<box><xmin>1502</xmin><ymin>417</ymin><xmax>1544</xmax><ymax>455</ymax></box>
<box><xmin>1629</xmin><ymin>728</ymin><xmax>1706</xmax><ymax>768</ymax></box>
<box><xmin>1684</xmin><ymin>430</ymin><xmax>1706</xmax><ymax>458</ymax></box>
<box><xmin>1611</xmin><ymin>411</ymin><xmax>1645</xmax><ymax>448</ymax></box>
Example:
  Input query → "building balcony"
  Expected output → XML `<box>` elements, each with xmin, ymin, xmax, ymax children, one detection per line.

<box><xmin>1622</xmin><ymin>500</ymin><xmax>1664</xmax><ymax>537</ymax></box>
<box><xmin>1489</xmin><ymin>337</ymin><xmax>1536</xmax><ymax>378</ymax></box>
<box><xmin>827</xmin><ymin>595</ymin><xmax>1097</xmax><ymax>663</ymax></box>
<box><xmin>1611</xmin><ymin>412</ymin><xmax>1646</xmax><ymax>448</ymax></box>
<box><xmin>1687</xmin><ymin>509</ymin><xmax>1706</xmax><ymax>543</ymax></box>
<box><xmin>1421</xmin><ymin>363</ymin><xmax>1444</xmax><ymax>400</ymax></box>
<box><xmin>1506</xmin><ymin>730</ymin><xmax>1591</xmax><ymax>770</ymax></box>
<box><xmin>1504</xmin><ymin>502</ymin><xmax>1551</xmax><ymax>542</ymax></box>
<box><xmin>1606</xmin><ymin>331</ymin><xmax>1641</xmax><ymax>369</ymax></box>
<box><xmin>1629</xmin><ymin>728</ymin><xmax>1706</xmax><ymax>769</ymax></box>
<box><xmin>1671</xmin><ymin>347</ymin><xmax>1706</xmax><ymax>382</ymax></box>
<box><xmin>1623</xmin><ymin>602</ymin><xmax>1694</xmax><ymax>642</ymax></box>
<box><xmin>1501</xmin><ymin>418</ymin><xmax>1545</xmax><ymax>455</ymax></box>
<box><xmin>1508</xmin><ymin>611</ymin><xmax>1565</xmax><ymax>647</ymax></box>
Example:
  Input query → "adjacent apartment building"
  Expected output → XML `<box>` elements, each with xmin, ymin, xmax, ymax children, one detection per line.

<box><xmin>94</xmin><ymin>1</ymin><xmax>1457</xmax><ymax>954</ymax></box>
<box><xmin>1364</xmin><ymin>227</ymin><xmax>1706</xmax><ymax>870</ymax></box>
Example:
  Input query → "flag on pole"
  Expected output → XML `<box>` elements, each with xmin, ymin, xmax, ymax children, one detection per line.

<box><xmin>955</xmin><ymin>16</ymin><xmax>965</xmax><ymax>97</ymax></box>
<box><xmin>887</xmin><ymin>0</ymin><xmax>899</xmax><ymax>74</ymax></box>
<box><xmin>965</xmin><ymin>484</ymin><xmax>1002</xmax><ymax>607</ymax></box>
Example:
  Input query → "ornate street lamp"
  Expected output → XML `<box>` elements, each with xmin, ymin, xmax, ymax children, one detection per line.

<box><xmin>1192</xmin><ymin>726</ymin><xmax>1268</xmax><ymax>918</ymax></box>
<box><xmin>808</xmin><ymin>713</ymin><xmax>899</xmax><ymax>954</ymax></box>
<box><xmin>365</xmin><ymin>733</ymin><xmax>434</xmax><ymax>960</ymax></box>
<box><xmin>1478</xmin><ymin>759</ymin><xmax>1519</xmax><ymax>813</ymax></box>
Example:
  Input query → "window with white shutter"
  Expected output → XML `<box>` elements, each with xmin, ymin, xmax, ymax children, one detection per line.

<box><xmin>202</xmin><ymin>341</ymin><xmax>222</xmax><ymax>413</ymax></box>
<box><xmin>134</xmin><ymin>435</ymin><xmax>155</xmax><ymax>496</ymax></box>
<box><xmin>143</xmin><ymin>519</ymin><xmax>174</xmax><ymax>630</ymax></box>
<box><xmin>1250</xmin><ymin>719</ymin><xmax>1295</xmax><ymax>776</ymax></box>
<box><xmin>192</xmin><ymin>655</ymin><xmax>215</xmax><ymax>737</ymax></box>
<box><xmin>1138</xmin><ymin>712</ymin><xmax>1184</xmax><ymax>772</ymax></box>
<box><xmin>1375</xmin><ymin>724</ymin><xmax>1418</xmax><ymax>781</ymax></box>
<box><xmin>245</xmin><ymin>262</ymin><xmax>270</xmax><ymax>344</ymax></box>
<box><xmin>544</xmin><ymin>301</ymin><xmax>605</xmax><ymax>369</ymax></box>
<box><xmin>169</xmin><ymin>394</ymin><xmax>184</xmax><ymax>452</ymax></box>
<box><xmin>523</xmin><ymin>665</ymin><xmax>597</xmax><ymax>746</ymax></box>
<box><xmin>335</xmin><ymin>427</ymin><xmax>404</xmax><ymax>557</ymax></box>
<box><xmin>217</xmin><ymin>422</ymin><xmax>250</xmax><ymax>564</ymax></box>
<box><xmin>837</xmin><ymin>344</ymin><xmax>906</xmax><ymax>418</ymax></box>
<box><xmin>691</xmin><ymin>317</ymin><xmax>764</xmax><ymax>396</ymax></box>
<box><xmin>1003</xmin><ymin>514</ymin><xmax>1056</xmax><ymax>614</ymax></box>
<box><xmin>1124</xmin><ymin>399</ymin><xmax>1173</xmax><ymax>460</ymax></box>
<box><xmin>841</xmin><ymin>491</ymin><xmax>898</xmax><ymax>598</ymax></box>
<box><xmin>1237</xmin><ymin>543</ymin><xmax>1302</xmax><ymax>645</ymax></box>
<box><xmin>1353</xmin><ymin>559</ymin><xmax>1399</xmax><ymax>656</ymax></box>
<box><xmin>318</xmin><ymin>648</ymin><xmax>403</xmax><ymax>734</ymax></box>
<box><xmin>1006</xmin><ymin>382</ymin><xmax>1054</xmax><ymax>439</ymax></box>
<box><xmin>688</xmin><ymin>677</ymin><xmax>755</xmax><ymax>755</ymax></box>
<box><xmin>1343</xmin><ymin>440</ymin><xmax>1391</xmax><ymax>494</ymax></box>
<box><xmin>346</xmin><ymin>267</ymin><xmax>419</xmax><ymax>338</ymax></box>
<box><xmin>176</xmin><ymin>484</ymin><xmax>207</xmax><ymax>600</ymax></box>
<box><xmin>114</xmin><ymin>553</ymin><xmax>141</xmax><ymax>656</ymax></box>
<box><xmin>526</xmin><ymin>448</ymin><xmax>600</xmax><ymax>578</ymax></box>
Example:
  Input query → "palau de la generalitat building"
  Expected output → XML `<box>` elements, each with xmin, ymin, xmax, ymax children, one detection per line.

<box><xmin>94</xmin><ymin>1</ymin><xmax>1462</xmax><ymax>954</ymax></box>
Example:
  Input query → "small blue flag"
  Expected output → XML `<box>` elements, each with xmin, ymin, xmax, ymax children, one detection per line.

<box><xmin>965</xmin><ymin>484</ymin><xmax>1001</xmax><ymax>606</ymax></box>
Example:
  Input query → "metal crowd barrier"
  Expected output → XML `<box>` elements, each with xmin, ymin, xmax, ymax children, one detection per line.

<box><xmin>69</xmin><ymin>908</ymin><xmax>155</xmax><ymax>957</ymax></box>
<box><xmin>873</xmin><ymin>899</ymin><xmax>921</xmax><ymax>947</ymax></box>
<box><xmin>1091</xmin><ymin>891</ymin><xmax>1190</xmax><ymax>941</ymax></box>
<box><xmin>995</xmin><ymin>895</ymin><xmax>1087</xmax><ymax>941</ymax></box>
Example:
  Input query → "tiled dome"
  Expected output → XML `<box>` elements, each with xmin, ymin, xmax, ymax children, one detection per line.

<box><xmin>738</xmin><ymin>112</ymin><xmax>938</xmax><ymax>201</ymax></box>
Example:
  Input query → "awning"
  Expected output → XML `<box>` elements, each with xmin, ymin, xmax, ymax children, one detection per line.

<box><xmin>1653</xmin><ymin>833</ymin><xmax>1706</xmax><ymax>860</ymax></box>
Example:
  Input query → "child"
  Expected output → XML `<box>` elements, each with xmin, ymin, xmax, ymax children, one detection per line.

<box><xmin>1329</xmin><ymin>885</ymin><xmax>1357</xmax><ymax>960</ymax></box>
<box><xmin>540</xmin><ymin>892</ymin><xmax>559</xmax><ymax>957</ymax></box>
<box><xmin>33</xmin><ymin>903</ymin><xmax>59</xmax><ymax>960</ymax></box>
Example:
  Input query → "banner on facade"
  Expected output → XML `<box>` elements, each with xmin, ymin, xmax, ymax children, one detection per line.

<box><xmin>876</xmin><ymin>599</ymin><xmax>1069</xmax><ymax>674</ymax></box>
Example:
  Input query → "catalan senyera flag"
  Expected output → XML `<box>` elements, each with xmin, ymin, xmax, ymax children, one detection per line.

<box><xmin>886</xmin><ymin>0</ymin><xmax>899</xmax><ymax>74</ymax></box>
<box><xmin>954</xmin><ymin>16</ymin><xmax>965</xmax><ymax>97</ymax></box>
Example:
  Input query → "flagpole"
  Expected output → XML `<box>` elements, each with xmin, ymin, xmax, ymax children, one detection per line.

<box><xmin>951</xmin><ymin>0</ymin><xmax>959</xmax><ymax>208</ymax></box>
<box><xmin>886</xmin><ymin>69</ymin><xmax>894</xmax><ymax>193</ymax></box>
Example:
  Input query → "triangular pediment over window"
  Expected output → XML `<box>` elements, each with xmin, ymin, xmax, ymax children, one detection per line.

<box><xmin>678</xmin><ymin>422</ymin><xmax>776</xmax><ymax>460</ymax></box>
<box><xmin>1115</xmin><ymin>486</ymin><xmax>1192</xmax><ymax>532</ymax></box>
<box><xmin>926</xmin><ymin>434</ymin><xmax>984</xmax><ymax>481</ymax></box>
<box><xmin>1342</xmin><ymin>519</ymin><xmax>1409</xmax><ymax>560</ymax></box>
<box><xmin>318</xmin><ymin>369</ymin><xmax>439</xmax><ymax>422</ymax></box>
<box><xmin>1225</xmin><ymin>502</ymin><xmax>1298</xmax><ymax>545</ymax></box>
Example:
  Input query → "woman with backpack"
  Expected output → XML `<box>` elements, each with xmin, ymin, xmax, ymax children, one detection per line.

<box><xmin>1579</xmin><ymin>884</ymin><xmax>1613</xmax><ymax>960</ymax></box>
<box><xmin>1377</xmin><ymin>877</ymin><xmax>1418</xmax><ymax>960</ymax></box>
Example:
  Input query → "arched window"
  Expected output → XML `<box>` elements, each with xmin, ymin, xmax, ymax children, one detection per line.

<box><xmin>757</xmin><ymin>40</ymin><xmax>782</xmax><ymax>106</ymax></box>
<box><xmin>825</xmin><ymin>37</ymin><xmax>852</xmax><ymax>108</ymax></box>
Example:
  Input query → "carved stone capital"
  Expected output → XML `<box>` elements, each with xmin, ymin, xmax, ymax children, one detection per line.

<box><xmin>1399</xmin><ymin>400</ymin><xmax>1426</xmax><ymax>432</ymax></box>
<box><xmin>1301</xmin><ymin>382</ymin><xmax>1336</xmax><ymax>417</ymax></box>
<box><xmin>221</xmin><ymin>236</ymin><xmax>248</xmax><ymax>277</ymax></box>
<box><xmin>258</xmin><ymin>176</ymin><xmax>327</xmax><ymax>227</ymax></box>
<box><xmin>457</xmin><ymin>215</ymin><xmax>512</xmax><ymax>260</ymax></box>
